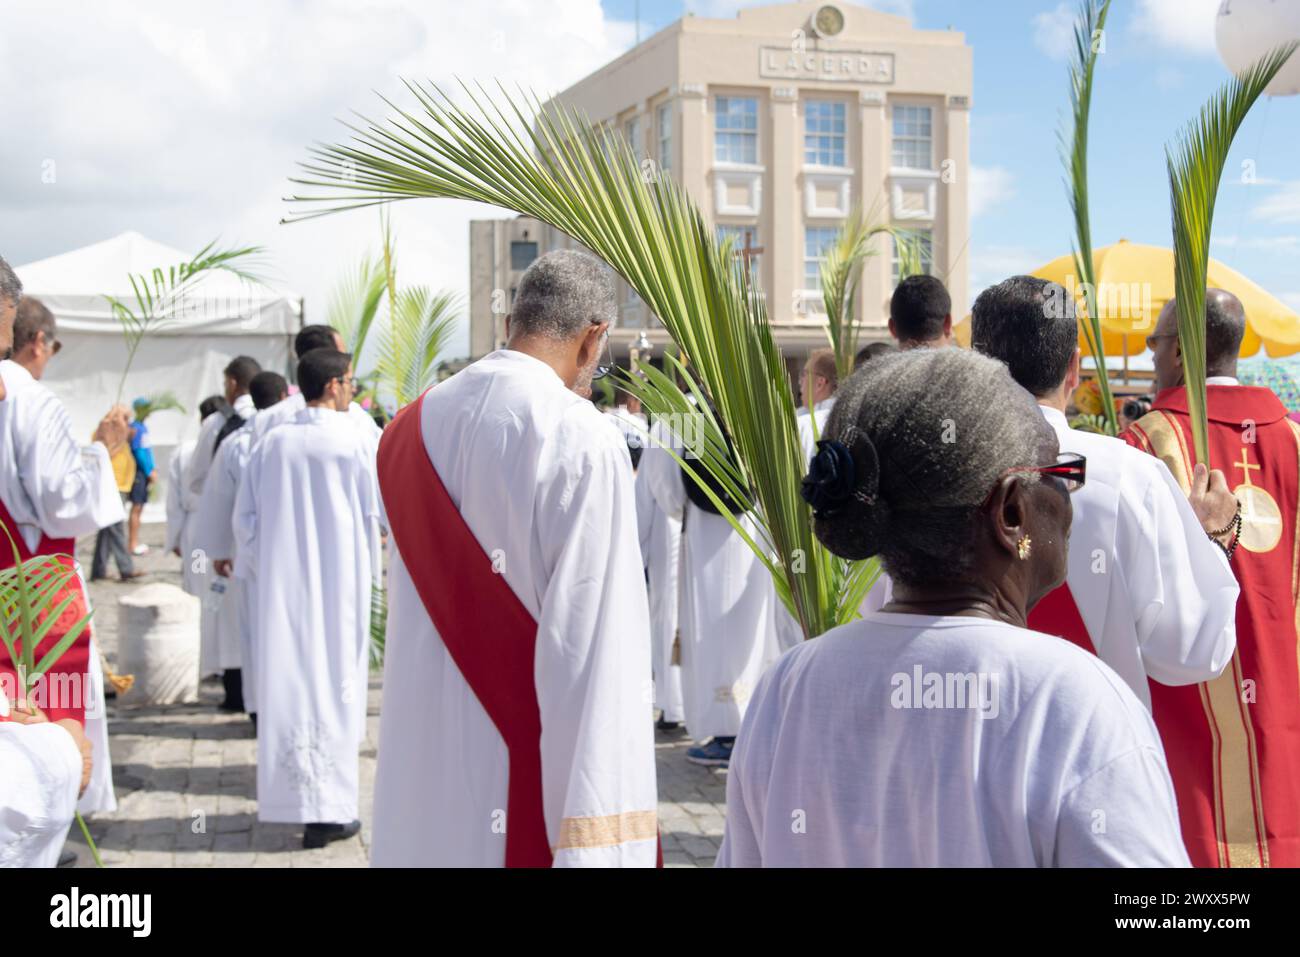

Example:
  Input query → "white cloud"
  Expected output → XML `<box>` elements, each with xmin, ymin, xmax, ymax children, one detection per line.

<box><xmin>1212</xmin><ymin>234</ymin><xmax>1300</xmax><ymax>251</ymax></box>
<box><xmin>968</xmin><ymin>245</ymin><xmax>1052</xmax><ymax>305</ymax></box>
<box><xmin>0</xmin><ymin>0</ymin><xmax>637</xmax><ymax>359</ymax></box>
<box><xmin>1133</xmin><ymin>0</ymin><xmax>1221</xmax><ymax>56</ymax></box>
<box><xmin>684</xmin><ymin>0</ymin><xmax>914</xmax><ymax>22</ymax></box>
<box><xmin>1032</xmin><ymin>2</ymin><xmax>1076</xmax><ymax>61</ymax></box>
<box><xmin>1250</xmin><ymin>182</ymin><xmax>1300</xmax><ymax>225</ymax></box>
<box><xmin>969</xmin><ymin>166</ymin><xmax>1015</xmax><ymax>220</ymax></box>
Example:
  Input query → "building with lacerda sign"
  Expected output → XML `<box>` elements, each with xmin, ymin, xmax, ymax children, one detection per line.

<box><xmin>469</xmin><ymin>0</ymin><xmax>972</xmax><ymax>367</ymax></box>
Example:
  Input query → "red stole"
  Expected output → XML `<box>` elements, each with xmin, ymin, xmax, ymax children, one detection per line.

<box><xmin>1027</xmin><ymin>583</ymin><xmax>1094</xmax><ymax>655</ymax></box>
<box><xmin>377</xmin><ymin>392</ymin><xmax>553</xmax><ymax>867</ymax></box>
<box><xmin>1123</xmin><ymin>385</ymin><xmax>1300</xmax><ymax>867</ymax></box>
<box><xmin>0</xmin><ymin>498</ymin><xmax>90</xmax><ymax>725</ymax></box>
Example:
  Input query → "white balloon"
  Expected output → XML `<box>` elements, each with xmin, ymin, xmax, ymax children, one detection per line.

<box><xmin>1216</xmin><ymin>0</ymin><xmax>1300</xmax><ymax>96</ymax></box>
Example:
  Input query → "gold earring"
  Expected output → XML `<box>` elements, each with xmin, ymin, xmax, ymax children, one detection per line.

<box><xmin>1017</xmin><ymin>535</ymin><xmax>1032</xmax><ymax>560</ymax></box>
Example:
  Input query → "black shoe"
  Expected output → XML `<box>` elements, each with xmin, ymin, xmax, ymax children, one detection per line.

<box><xmin>57</xmin><ymin>849</ymin><xmax>78</xmax><ymax>868</ymax></box>
<box><xmin>219</xmin><ymin>669</ymin><xmax>245</xmax><ymax>712</ymax></box>
<box><xmin>249</xmin><ymin>712</ymin><xmax>257</xmax><ymax>732</ymax></box>
<box><xmin>655</xmin><ymin>716</ymin><xmax>684</xmax><ymax>733</ymax></box>
<box><xmin>303</xmin><ymin>820</ymin><xmax>361</xmax><ymax>849</ymax></box>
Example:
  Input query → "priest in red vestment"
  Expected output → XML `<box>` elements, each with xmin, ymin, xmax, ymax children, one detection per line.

<box><xmin>1124</xmin><ymin>289</ymin><xmax>1300</xmax><ymax>867</ymax></box>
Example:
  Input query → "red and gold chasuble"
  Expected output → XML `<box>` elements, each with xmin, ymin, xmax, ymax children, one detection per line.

<box><xmin>0</xmin><ymin>497</ymin><xmax>91</xmax><ymax>726</ymax></box>
<box><xmin>1122</xmin><ymin>384</ymin><xmax>1300</xmax><ymax>868</ymax></box>
<box><xmin>378</xmin><ymin>391</ymin><xmax>660</xmax><ymax>867</ymax></box>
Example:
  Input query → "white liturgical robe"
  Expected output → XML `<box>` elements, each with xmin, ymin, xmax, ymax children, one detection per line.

<box><xmin>371</xmin><ymin>349</ymin><xmax>657</xmax><ymax>868</ymax></box>
<box><xmin>164</xmin><ymin>439</ymin><xmax>196</xmax><ymax>556</ymax></box>
<box><xmin>251</xmin><ymin>392</ymin><xmax>381</xmax><ymax>461</ymax></box>
<box><xmin>639</xmin><ymin>440</ymin><xmax>779</xmax><ymax>743</ymax></box>
<box><xmin>1037</xmin><ymin>406</ymin><xmax>1239</xmax><ymax>707</ymax></box>
<box><xmin>718</xmin><ymin>613</ymin><xmax>1191</xmax><ymax>867</ymax></box>
<box><xmin>186</xmin><ymin>395</ymin><xmax>254</xmax><ymax>676</ymax></box>
<box><xmin>194</xmin><ymin>415</ymin><xmax>260</xmax><ymax>678</ymax></box>
<box><xmin>234</xmin><ymin>406</ymin><xmax>379</xmax><ymax>825</ymax></box>
<box><xmin>795</xmin><ymin>397</ymin><xmax>835</xmax><ymax>464</ymax></box>
<box><xmin>635</xmin><ymin>463</ymin><xmax>684</xmax><ymax>724</ymax></box>
<box><xmin>0</xmin><ymin>691</ymin><xmax>82</xmax><ymax>868</ymax></box>
<box><xmin>0</xmin><ymin>359</ymin><xmax>122</xmax><ymax>817</ymax></box>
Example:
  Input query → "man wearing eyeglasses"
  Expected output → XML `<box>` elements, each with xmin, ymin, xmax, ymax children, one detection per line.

<box><xmin>1123</xmin><ymin>290</ymin><xmax>1300</xmax><ymax>868</ymax></box>
<box><xmin>371</xmin><ymin>249</ymin><xmax>657</xmax><ymax>867</ymax></box>
<box><xmin>234</xmin><ymin>348</ymin><xmax>380</xmax><ymax>850</ymax></box>
<box><xmin>972</xmin><ymin>276</ymin><xmax>1240</xmax><ymax>705</ymax></box>
<box><xmin>11</xmin><ymin>297</ymin><xmax>62</xmax><ymax>380</ymax></box>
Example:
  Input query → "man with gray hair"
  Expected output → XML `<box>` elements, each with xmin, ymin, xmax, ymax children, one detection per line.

<box><xmin>372</xmin><ymin>249</ymin><xmax>658</xmax><ymax>866</ymax></box>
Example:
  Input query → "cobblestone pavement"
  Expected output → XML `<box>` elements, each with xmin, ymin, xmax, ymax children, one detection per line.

<box><xmin>64</xmin><ymin>524</ymin><xmax>725</xmax><ymax>868</ymax></box>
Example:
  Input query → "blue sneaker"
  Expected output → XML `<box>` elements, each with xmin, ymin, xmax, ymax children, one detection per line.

<box><xmin>686</xmin><ymin>737</ymin><xmax>734</xmax><ymax>768</ymax></box>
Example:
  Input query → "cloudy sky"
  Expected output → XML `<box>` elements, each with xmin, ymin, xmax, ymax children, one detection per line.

<box><xmin>2</xmin><ymin>0</ymin><xmax>1297</xmax><ymax>358</ymax></box>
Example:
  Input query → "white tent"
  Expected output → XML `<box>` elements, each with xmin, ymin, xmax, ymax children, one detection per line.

<box><xmin>15</xmin><ymin>231</ymin><xmax>302</xmax><ymax>521</ymax></box>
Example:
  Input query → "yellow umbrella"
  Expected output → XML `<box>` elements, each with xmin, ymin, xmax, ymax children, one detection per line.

<box><xmin>955</xmin><ymin>239</ymin><xmax>1300</xmax><ymax>358</ymax></box>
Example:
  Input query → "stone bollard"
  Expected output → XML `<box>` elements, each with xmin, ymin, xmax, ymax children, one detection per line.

<box><xmin>116</xmin><ymin>582</ymin><xmax>201</xmax><ymax>706</ymax></box>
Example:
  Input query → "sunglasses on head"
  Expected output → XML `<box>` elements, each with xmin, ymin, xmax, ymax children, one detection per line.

<box><xmin>981</xmin><ymin>453</ymin><xmax>1087</xmax><ymax>508</ymax></box>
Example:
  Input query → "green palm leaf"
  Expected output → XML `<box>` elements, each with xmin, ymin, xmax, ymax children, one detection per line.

<box><xmin>285</xmin><ymin>81</ymin><xmax>874</xmax><ymax>639</ymax></box>
<box><xmin>105</xmin><ymin>240</ymin><xmax>266</xmax><ymax>405</ymax></box>
<box><xmin>374</xmin><ymin>287</ymin><xmax>459</xmax><ymax>409</ymax></box>
<box><xmin>1062</xmin><ymin>0</ymin><xmax>1117</xmax><ymax>435</ymax></box>
<box><xmin>818</xmin><ymin>204</ymin><xmax>918</xmax><ymax>381</ymax></box>
<box><xmin>132</xmin><ymin>391</ymin><xmax>186</xmax><ymax>422</ymax></box>
<box><xmin>1166</xmin><ymin>42</ymin><xmax>1297</xmax><ymax>465</ymax></box>
<box><xmin>327</xmin><ymin>252</ymin><xmax>388</xmax><ymax>361</ymax></box>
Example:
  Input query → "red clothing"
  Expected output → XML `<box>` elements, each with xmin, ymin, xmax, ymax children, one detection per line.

<box><xmin>1123</xmin><ymin>384</ymin><xmax>1300</xmax><ymax>867</ymax></box>
<box><xmin>0</xmin><ymin>497</ymin><xmax>90</xmax><ymax>726</ymax></box>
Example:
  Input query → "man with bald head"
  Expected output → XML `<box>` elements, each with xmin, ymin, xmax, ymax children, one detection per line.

<box><xmin>1124</xmin><ymin>288</ymin><xmax>1300</xmax><ymax>868</ymax></box>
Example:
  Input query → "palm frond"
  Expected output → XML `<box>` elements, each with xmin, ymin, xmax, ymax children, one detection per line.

<box><xmin>132</xmin><ymin>391</ymin><xmax>186</xmax><ymax>422</ymax></box>
<box><xmin>327</xmin><ymin>253</ymin><xmax>388</xmax><ymax>360</ymax></box>
<box><xmin>1061</xmin><ymin>0</ymin><xmax>1117</xmax><ymax>435</ymax></box>
<box><xmin>374</xmin><ymin>287</ymin><xmax>460</xmax><ymax>409</ymax></box>
<box><xmin>1166</xmin><ymin>42</ymin><xmax>1297</xmax><ymax>464</ymax></box>
<box><xmin>369</xmin><ymin>585</ymin><xmax>387</xmax><ymax>671</ymax></box>
<box><xmin>105</xmin><ymin>241</ymin><xmax>266</xmax><ymax>404</ymax></box>
<box><xmin>285</xmin><ymin>80</ymin><xmax>874</xmax><ymax>640</ymax></box>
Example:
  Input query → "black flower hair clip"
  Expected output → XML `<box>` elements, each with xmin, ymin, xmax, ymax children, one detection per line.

<box><xmin>801</xmin><ymin>439</ymin><xmax>857</xmax><ymax>518</ymax></box>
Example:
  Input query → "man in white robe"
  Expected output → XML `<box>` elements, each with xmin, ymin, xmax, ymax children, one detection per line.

<box><xmin>5</xmin><ymin>294</ymin><xmax>120</xmax><ymax>819</ymax></box>
<box><xmin>234</xmin><ymin>350</ymin><xmax>378</xmax><ymax>849</ymax></box>
<box><xmin>185</xmin><ymin>357</ymin><xmax>260</xmax><ymax>681</ymax></box>
<box><xmin>0</xmin><ymin>692</ymin><xmax>92</xmax><ymax>868</ymax></box>
<box><xmin>971</xmin><ymin>276</ymin><xmax>1239</xmax><ymax>706</ymax></box>
<box><xmin>248</xmin><ymin>325</ymin><xmax>382</xmax><ymax>459</ymax></box>
<box><xmin>371</xmin><ymin>250</ymin><xmax>657</xmax><ymax>867</ymax></box>
<box><xmin>194</xmin><ymin>372</ymin><xmax>288</xmax><ymax>721</ymax></box>
<box><xmin>639</xmin><ymin>424</ymin><xmax>779</xmax><ymax>768</ymax></box>
<box><xmin>635</xmin><ymin>449</ymin><xmax>684</xmax><ymax>730</ymax></box>
<box><xmin>795</xmin><ymin>348</ymin><xmax>837</xmax><ymax>464</ymax></box>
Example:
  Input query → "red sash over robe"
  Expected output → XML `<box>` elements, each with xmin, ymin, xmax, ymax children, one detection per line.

<box><xmin>377</xmin><ymin>391</ymin><xmax>553</xmax><ymax>867</ymax></box>
<box><xmin>1122</xmin><ymin>384</ymin><xmax>1300</xmax><ymax>868</ymax></box>
<box><xmin>0</xmin><ymin>498</ymin><xmax>90</xmax><ymax>725</ymax></box>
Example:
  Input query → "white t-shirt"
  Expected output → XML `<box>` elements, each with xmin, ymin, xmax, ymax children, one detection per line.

<box><xmin>717</xmin><ymin>612</ymin><xmax>1190</xmax><ymax>868</ymax></box>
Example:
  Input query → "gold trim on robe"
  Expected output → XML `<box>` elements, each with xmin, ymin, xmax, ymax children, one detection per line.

<box><xmin>555</xmin><ymin>810</ymin><xmax>659</xmax><ymax>851</ymax></box>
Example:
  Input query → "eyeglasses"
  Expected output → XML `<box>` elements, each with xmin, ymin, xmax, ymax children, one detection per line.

<box><xmin>592</xmin><ymin>327</ymin><xmax>614</xmax><ymax>381</ymax></box>
<box><xmin>333</xmin><ymin>376</ymin><xmax>358</xmax><ymax>390</ymax></box>
<box><xmin>1145</xmin><ymin>332</ymin><xmax>1177</xmax><ymax>351</ymax></box>
<box><xmin>981</xmin><ymin>453</ymin><xmax>1087</xmax><ymax>508</ymax></box>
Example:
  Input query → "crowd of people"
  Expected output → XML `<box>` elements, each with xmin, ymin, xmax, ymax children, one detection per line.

<box><xmin>2</xmin><ymin>242</ymin><xmax>1297</xmax><ymax>868</ymax></box>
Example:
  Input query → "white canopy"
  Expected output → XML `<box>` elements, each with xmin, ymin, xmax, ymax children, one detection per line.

<box><xmin>15</xmin><ymin>231</ymin><xmax>302</xmax><ymax>520</ymax></box>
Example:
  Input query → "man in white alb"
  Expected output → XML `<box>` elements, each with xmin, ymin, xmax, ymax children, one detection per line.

<box><xmin>971</xmin><ymin>275</ymin><xmax>1239</xmax><ymax>706</ymax></box>
<box><xmin>371</xmin><ymin>250</ymin><xmax>657</xmax><ymax>867</ymax></box>
<box><xmin>234</xmin><ymin>350</ymin><xmax>379</xmax><ymax>849</ymax></box>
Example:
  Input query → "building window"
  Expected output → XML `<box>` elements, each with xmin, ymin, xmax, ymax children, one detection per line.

<box><xmin>892</xmin><ymin>230</ymin><xmax>934</xmax><ymax>285</ymax></box>
<box><xmin>625</xmin><ymin>115</ymin><xmax>642</xmax><ymax>158</ymax></box>
<box><xmin>717</xmin><ymin>225</ymin><xmax>762</xmax><ymax>284</ymax></box>
<box><xmin>804</xmin><ymin>226</ymin><xmax>840</xmax><ymax>291</ymax></box>
<box><xmin>657</xmin><ymin>102</ymin><xmax>672</xmax><ymax>172</ymax></box>
<box><xmin>891</xmin><ymin>105</ymin><xmax>933</xmax><ymax>170</ymax></box>
<box><xmin>510</xmin><ymin>241</ymin><xmax>538</xmax><ymax>272</ymax></box>
<box><xmin>714</xmin><ymin>96</ymin><xmax>758</xmax><ymax>165</ymax></box>
<box><xmin>804</xmin><ymin>101</ymin><xmax>846</xmax><ymax>167</ymax></box>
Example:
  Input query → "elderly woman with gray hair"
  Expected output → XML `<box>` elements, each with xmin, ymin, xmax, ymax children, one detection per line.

<box><xmin>717</xmin><ymin>348</ymin><xmax>1190</xmax><ymax>867</ymax></box>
